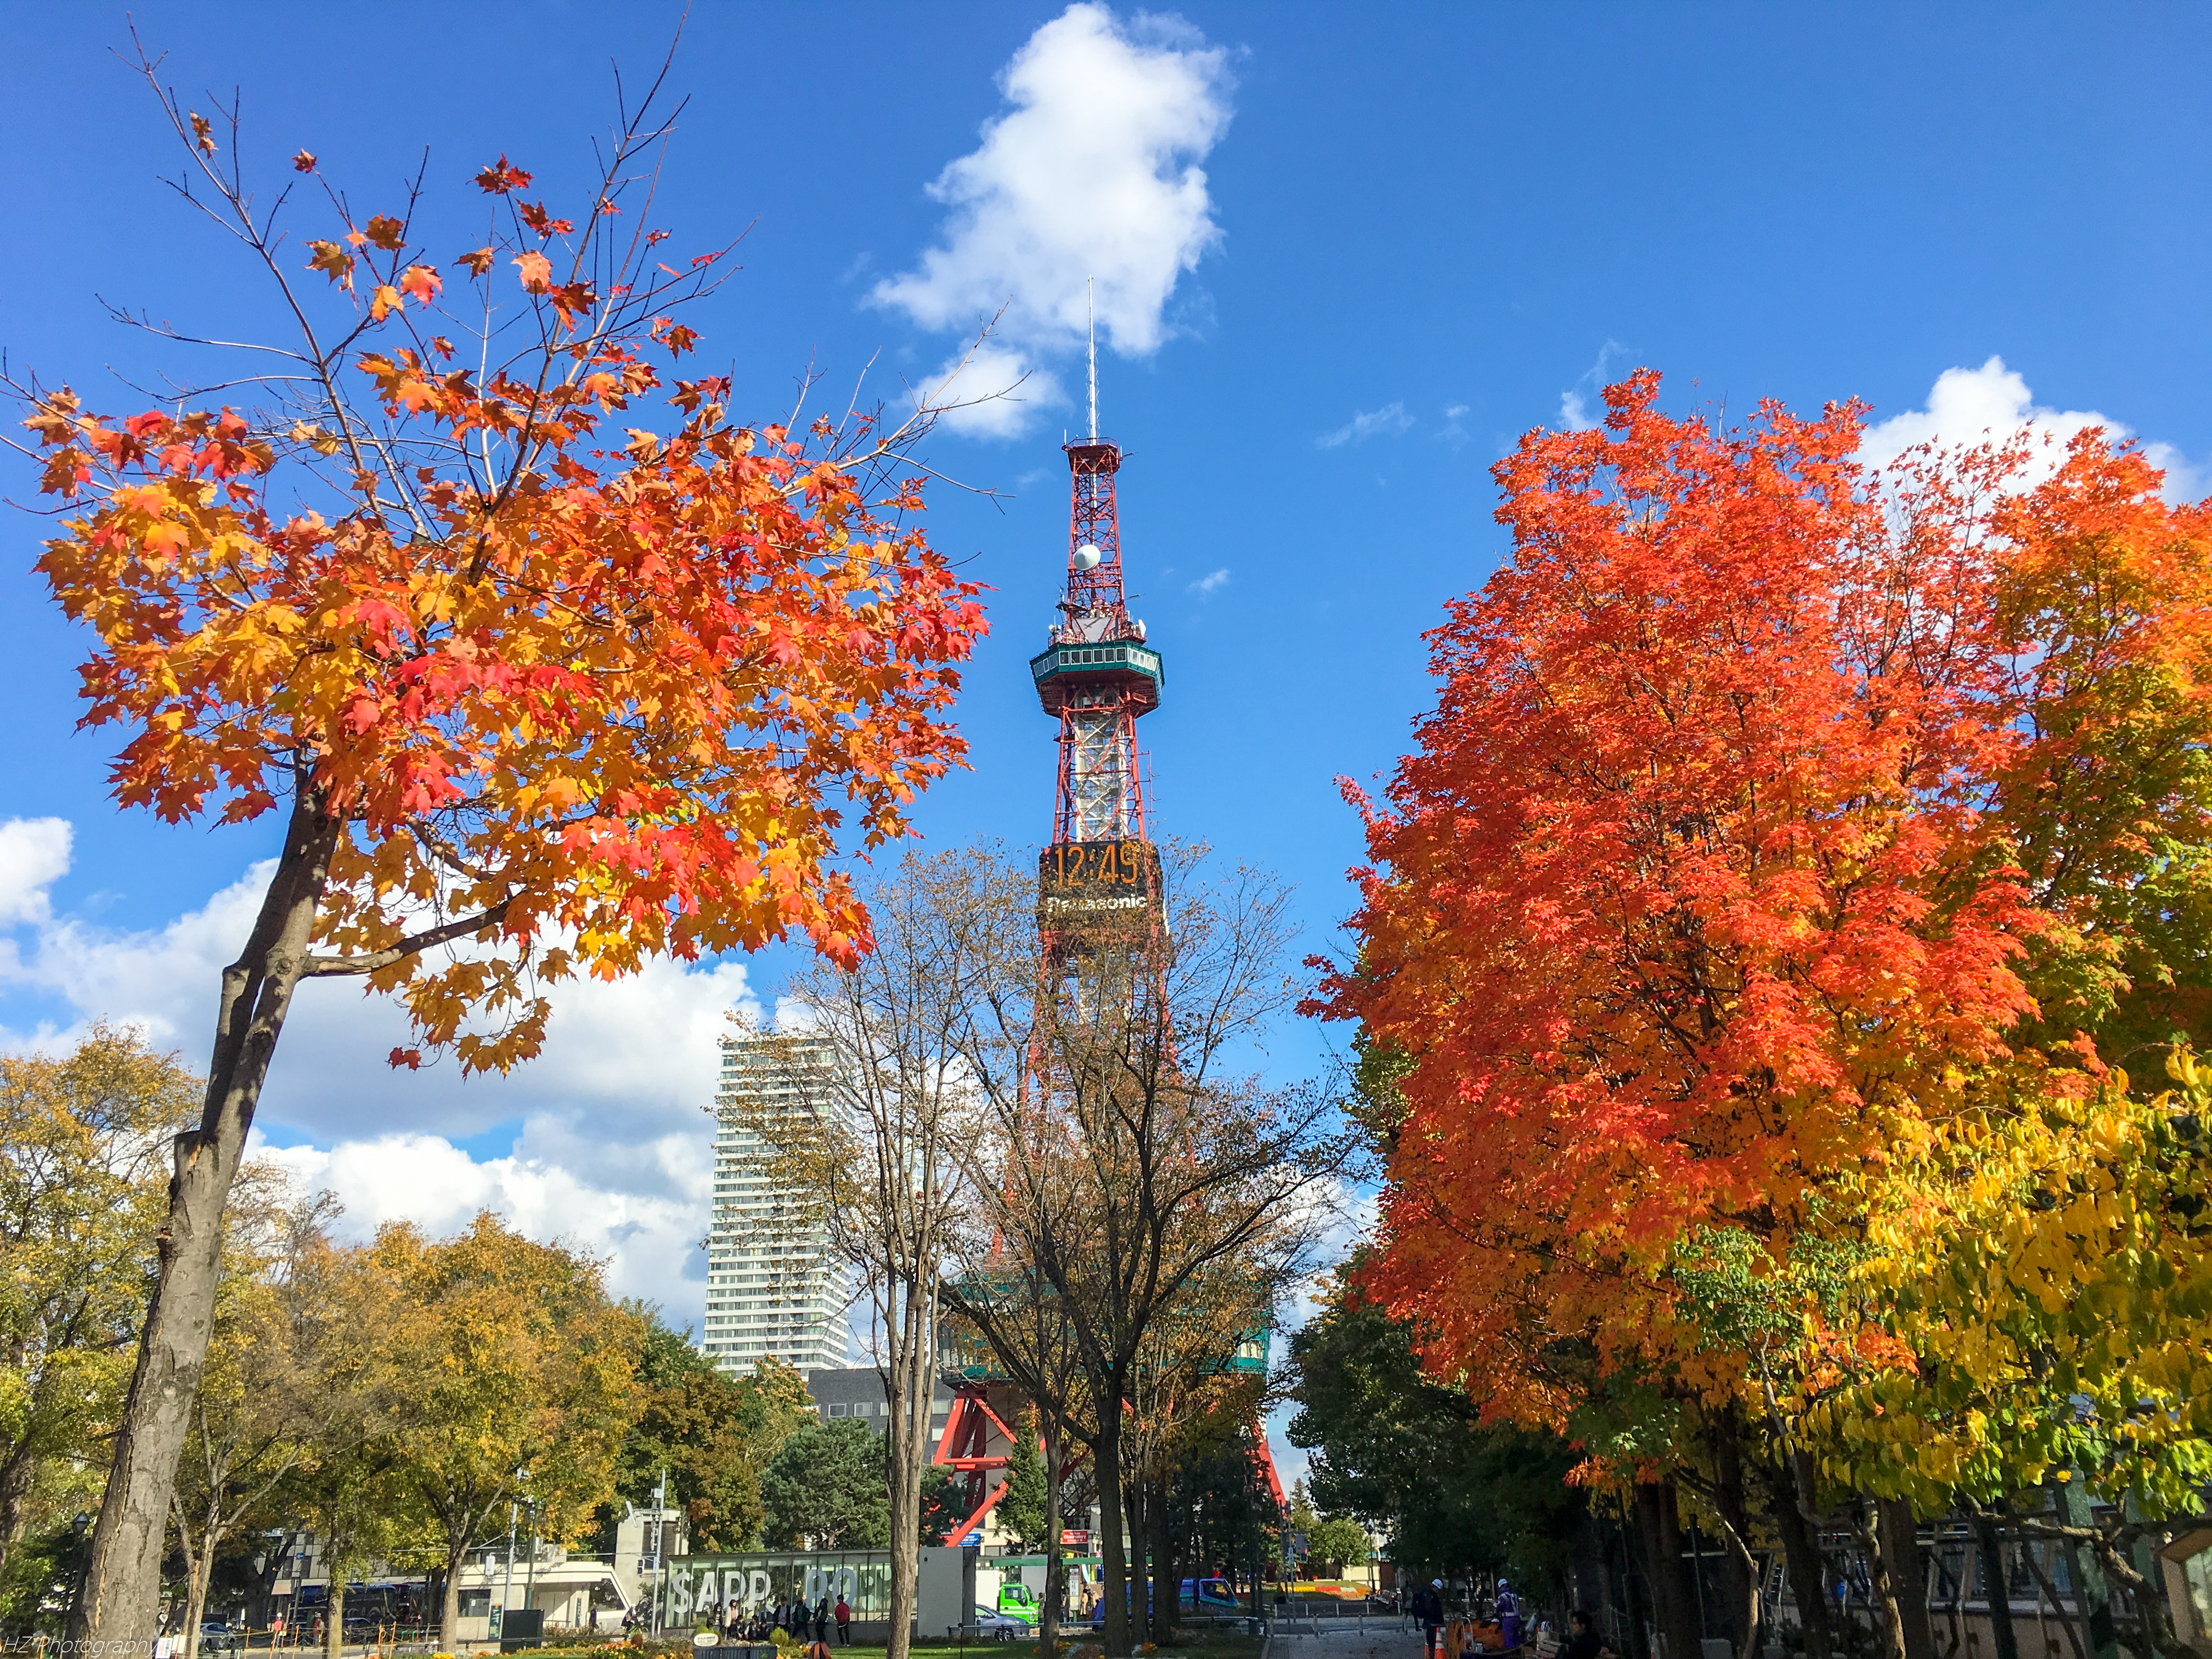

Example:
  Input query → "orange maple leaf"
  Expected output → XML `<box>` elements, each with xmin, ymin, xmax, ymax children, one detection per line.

<box><xmin>304</xmin><ymin>241</ymin><xmax>356</xmax><ymax>289</ymax></box>
<box><xmin>474</xmin><ymin>155</ymin><xmax>533</xmax><ymax>195</ymax></box>
<box><xmin>399</xmin><ymin>265</ymin><xmax>442</xmax><ymax>305</ymax></box>
<box><xmin>513</xmin><ymin>251</ymin><xmax>553</xmax><ymax>294</ymax></box>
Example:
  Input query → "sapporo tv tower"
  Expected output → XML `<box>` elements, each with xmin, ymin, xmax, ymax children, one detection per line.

<box><xmin>924</xmin><ymin>301</ymin><xmax>1287</xmax><ymax>1544</ymax></box>
<box><xmin>1030</xmin><ymin>296</ymin><xmax>1166</xmax><ymax>933</ymax></box>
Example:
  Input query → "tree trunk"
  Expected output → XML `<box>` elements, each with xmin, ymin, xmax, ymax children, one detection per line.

<box><xmin>1976</xmin><ymin>1515</ymin><xmax>2020</xmax><ymax>1659</ymax></box>
<box><xmin>1635</xmin><ymin>1481</ymin><xmax>1701</xmax><ymax>1659</ymax></box>
<box><xmin>73</xmin><ymin>794</ymin><xmax>340</xmax><ymax>1646</ymax></box>
<box><xmin>1124</xmin><ymin>1476</ymin><xmax>1147</xmax><ymax>1644</ymax></box>
<box><xmin>1096</xmin><ymin>1405</ymin><xmax>1131</xmax><ymax>1657</ymax></box>
<box><xmin>326</xmin><ymin>1580</ymin><xmax>347</xmax><ymax>1659</ymax></box>
<box><xmin>1876</xmin><ymin>1499</ymin><xmax>1936</xmax><ymax>1659</ymax></box>
<box><xmin>176</xmin><ymin>1512</ymin><xmax>208</xmax><ymax>1659</ymax></box>
<box><xmin>883</xmin><ymin>1278</ymin><xmax>935</xmax><ymax>1659</ymax></box>
<box><xmin>441</xmin><ymin>1539</ymin><xmax>466</xmax><ymax>1654</ymax></box>
<box><xmin>1768</xmin><ymin>1455</ymin><xmax>1832</xmax><ymax>1659</ymax></box>
<box><xmin>1859</xmin><ymin>1500</ymin><xmax>1909</xmax><ymax>1659</ymax></box>
<box><xmin>1041</xmin><ymin>1421</ymin><xmax>1064</xmax><ymax>1659</ymax></box>
<box><xmin>1148</xmin><ymin>1473</ymin><xmax>1176</xmax><ymax>1646</ymax></box>
<box><xmin>1708</xmin><ymin>1416</ymin><xmax>1760</xmax><ymax>1659</ymax></box>
<box><xmin>0</xmin><ymin>1451</ymin><xmax>34</xmax><ymax>1591</ymax></box>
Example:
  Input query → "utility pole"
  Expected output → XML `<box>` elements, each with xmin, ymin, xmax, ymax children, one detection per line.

<box><xmin>650</xmin><ymin>1469</ymin><xmax>669</xmax><ymax>1638</ymax></box>
<box><xmin>500</xmin><ymin>1466</ymin><xmax>528</xmax><ymax>1645</ymax></box>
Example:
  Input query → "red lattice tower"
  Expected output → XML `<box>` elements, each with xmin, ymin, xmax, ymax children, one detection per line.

<box><xmin>1028</xmin><ymin>427</ymin><xmax>1165</xmax><ymax>933</ymax></box>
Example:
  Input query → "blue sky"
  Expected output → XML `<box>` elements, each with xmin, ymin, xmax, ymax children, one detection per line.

<box><xmin>3</xmin><ymin>2</ymin><xmax>2210</xmax><ymax>1467</ymax></box>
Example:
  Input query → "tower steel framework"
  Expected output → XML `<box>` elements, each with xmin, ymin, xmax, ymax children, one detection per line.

<box><xmin>931</xmin><ymin>367</ymin><xmax>1283</xmax><ymax>1549</ymax></box>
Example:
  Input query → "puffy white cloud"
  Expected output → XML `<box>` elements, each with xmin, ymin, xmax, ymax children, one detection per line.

<box><xmin>0</xmin><ymin>818</ymin><xmax>71</xmax><ymax>927</ymax></box>
<box><xmin>254</xmin><ymin>1128</ymin><xmax>712</xmax><ymax>1314</ymax></box>
<box><xmin>1186</xmin><ymin>567</ymin><xmax>1229</xmax><ymax>597</ymax></box>
<box><xmin>1860</xmin><ymin>356</ymin><xmax>2200</xmax><ymax>498</ymax></box>
<box><xmin>873</xmin><ymin>3</ymin><xmax>1233</xmax><ymax>437</ymax></box>
<box><xmin>1316</xmin><ymin>402</ymin><xmax>1413</xmax><ymax>449</ymax></box>
<box><xmin>0</xmin><ymin>822</ymin><xmax>762</xmax><ymax>1328</ymax></box>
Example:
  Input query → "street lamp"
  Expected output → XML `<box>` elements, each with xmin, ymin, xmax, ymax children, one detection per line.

<box><xmin>67</xmin><ymin>1512</ymin><xmax>92</xmax><ymax>1624</ymax></box>
<box><xmin>500</xmin><ymin>1467</ymin><xmax>530</xmax><ymax>1644</ymax></box>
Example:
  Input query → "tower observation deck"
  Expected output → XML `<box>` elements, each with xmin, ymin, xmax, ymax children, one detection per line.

<box><xmin>1030</xmin><ymin>431</ymin><xmax>1165</xmax><ymax>937</ymax></box>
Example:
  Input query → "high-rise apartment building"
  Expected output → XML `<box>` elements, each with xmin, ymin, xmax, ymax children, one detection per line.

<box><xmin>702</xmin><ymin>1032</ymin><xmax>850</xmax><ymax>1374</ymax></box>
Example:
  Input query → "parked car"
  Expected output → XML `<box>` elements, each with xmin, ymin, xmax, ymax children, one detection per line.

<box><xmin>199</xmin><ymin>1624</ymin><xmax>239</xmax><ymax>1654</ymax></box>
<box><xmin>1181</xmin><ymin>1578</ymin><xmax>1243</xmax><ymax>1614</ymax></box>
<box><xmin>974</xmin><ymin>1606</ymin><xmax>1034</xmax><ymax>1640</ymax></box>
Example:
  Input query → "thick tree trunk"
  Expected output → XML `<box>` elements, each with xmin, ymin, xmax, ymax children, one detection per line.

<box><xmin>1768</xmin><ymin>1455</ymin><xmax>1833</xmax><ymax>1659</ymax></box>
<box><xmin>1148</xmin><ymin>1473</ymin><xmax>1176</xmax><ymax>1646</ymax></box>
<box><xmin>326</xmin><ymin>1580</ymin><xmax>347</xmax><ymax>1659</ymax></box>
<box><xmin>441</xmin><ymin>1540</ymin><xmax>466</xmax><ymax>1654</ymax></box>
<box><xmin>1708</xmin><ymin>1417</ymin><xmax>1760</xmax><ymax>1659</ymax></box>
<box><xmin>73</xmin><ymin>793</ymin><xmax>340</xmax><ymax>1646</ymax></box>
<box><xmin>1041</xmin><ymin>1422</ymin><xmax>1064</xmax><ymax>1659</ymax></box>
<box><xmin>0</xmin><ymin>1451</ymin><xmax>33</xmax><ymax>1590</ymax></box>
<box><xmin>1859</xmin><ymin>1500</ymin><xmax>1910</xmax><ymax>1659</ymax></box>
<box><xmin>1876</xmin><ymin>1499</ymin><xmax>1936</xmax><ymax>1659</ymax></box>
<box><xmin>1095</xmin><ymin>1406</ymin><xmax>1131</xmax><ymax>1657</ymax></box>
<box><xmin>1635</xmin><ymin>1481</ymin><xmax>1701</xmax><ymax>1659</ymax></box>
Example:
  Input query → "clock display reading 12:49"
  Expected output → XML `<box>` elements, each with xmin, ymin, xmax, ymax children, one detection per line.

<box><xmin>1039</xmin><ymin>839</ymin><xmax>1159</xmax><ymax>891</ymax></box>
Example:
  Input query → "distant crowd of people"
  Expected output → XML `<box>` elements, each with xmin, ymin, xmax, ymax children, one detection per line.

<box><xmin>624</xmin><ymin>1592</ymin><xmax>854</xmax><ymax>1649</ymax></box>
<box><xmin>1400</xmin><ymin>1578</ymin><xmax>1614</xmax><ymax>1659</ymax></box>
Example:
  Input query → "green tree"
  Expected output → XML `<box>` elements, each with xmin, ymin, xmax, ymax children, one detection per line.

<box><xmin>609</xmin><ymin>1312</ymin><xmax>810</xmax><ymax>1550</ymax></box>
<box><xmin>1305</xmin><ymin>1517</ymin><xmax>1370</xmax><ymax>1575</ymax></box>
<box><xmin>376</xmin><ymin>1214</ymin><xmax>643</xmax><ymax>1649</ymax></box>
<box><xmin>0</xmin><ymin>1029</ymin><xmax>196</xmax><ymax>1593</ymax></box>
<box><xmin>759</xmin><ymin>1419</ymin><xmax>890</xmax><ymax>1549</ymax></box>
<box><xmin>996</xmin><ymin>1414</ymin><xmax>1049</xmax><ymax>1553</ymax></box>
<box><xmin>1286</xmin><ymin>1283</ymin><xmax>1582</xmax><ymax>1590</ymax></box>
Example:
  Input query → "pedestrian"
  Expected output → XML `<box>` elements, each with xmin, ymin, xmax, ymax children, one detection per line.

<box><xmin>1560</xmin><ymin>1611</ymin><xmax>1612</xmax><ymax>1659</ymax></box>
<box><xmin>1413</xmin><ymin>1577</ymin><xmax>1446</xmax><ymax>1659</ymax></box>
<box><xmin>804</xmin><ymin>1635</ymin><xmax>834</xmax><ymax>1659</ymax></box>
<box><xmin>1497</xmin><ymin>1581</ymin><xmax>1521</xmax><ymax>1652</ymax></box>
<box><xmin>834</xmin><ymin>1596</ymin><xmax>851</xmax><ymax>1645</ymax></box>
<box><xmin>814</xmin><ymin>1596</ymin><xmax>830</xmax><ymax>1642</ymax></box>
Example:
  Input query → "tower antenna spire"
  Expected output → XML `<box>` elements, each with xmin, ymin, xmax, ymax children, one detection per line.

<box><xmin>1087</xmin><ymin>276</ymin><xmax>1098</xmax><ymax>442</ymax></box>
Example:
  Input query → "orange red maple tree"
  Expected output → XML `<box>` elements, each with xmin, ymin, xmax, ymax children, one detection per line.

<box><xmin>15</xmin><ymin>56</ymin><xmax>986</xmax><ymax>1641</ymax></box>
<box><xmin>1319</xmin><ymin>369</ymin><xmax>2212</xmax><ymax>1632</ymax></box>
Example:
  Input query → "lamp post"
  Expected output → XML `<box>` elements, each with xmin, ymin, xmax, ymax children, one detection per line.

<box><xmin>68</xmin><ymin>1512</ymin><xmax>92</xmax><ymax>1626</ymax></box>
<box><xmin>500</xmin><ymin>1467</ymin><xmax>529</xmax><ymax>1644</ymax></box>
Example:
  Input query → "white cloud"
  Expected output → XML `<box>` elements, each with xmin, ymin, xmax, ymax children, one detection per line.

<box><xmin>1317</xmin><ymin>402</ymin><xmax>1413</xmax><ymax>449</ymax></box>
<box><xmin>1187</xmin><ymin>567</ymin><xmax>1229</xmax><ymax>597</ymax></box>
<box><xmin>1859</xmin><ymin>356</ymin><xmax>2199</xmax><ymax>496</ymax></box>
<box><xmin>873</xmin><ymin>3</ymin><xmax>1234</xmax><ymax>438</ymax></box>
<box><xmin>0</xmin><ymin>823</ymin><xmax>761</xmax><ymax>1328</ymax></box>
<box><xmin>922</xmin><ymin>344</ymin><xmax>1068</xmax><ymax>440</ymax></box>
<box><xmin>254</xmin><ymin>1130</ymin><xmax>710</xmax><ymax>1314</ymax></box>
<box><xmin>1559</xmin><ymin>340</ymin><xmax>1630</xmax><ymax>432</ymax></box>
<box><xmin>0</xmin><ymin>818</ymin><xmax>71</xmax><ymax>927</ymax></box>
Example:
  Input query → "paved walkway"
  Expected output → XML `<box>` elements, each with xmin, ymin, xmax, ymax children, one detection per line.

<box><xmin>1265</xmin><ymin>1620</ymin><xmax>1426</xmax><ymax>1659</ymax></box>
